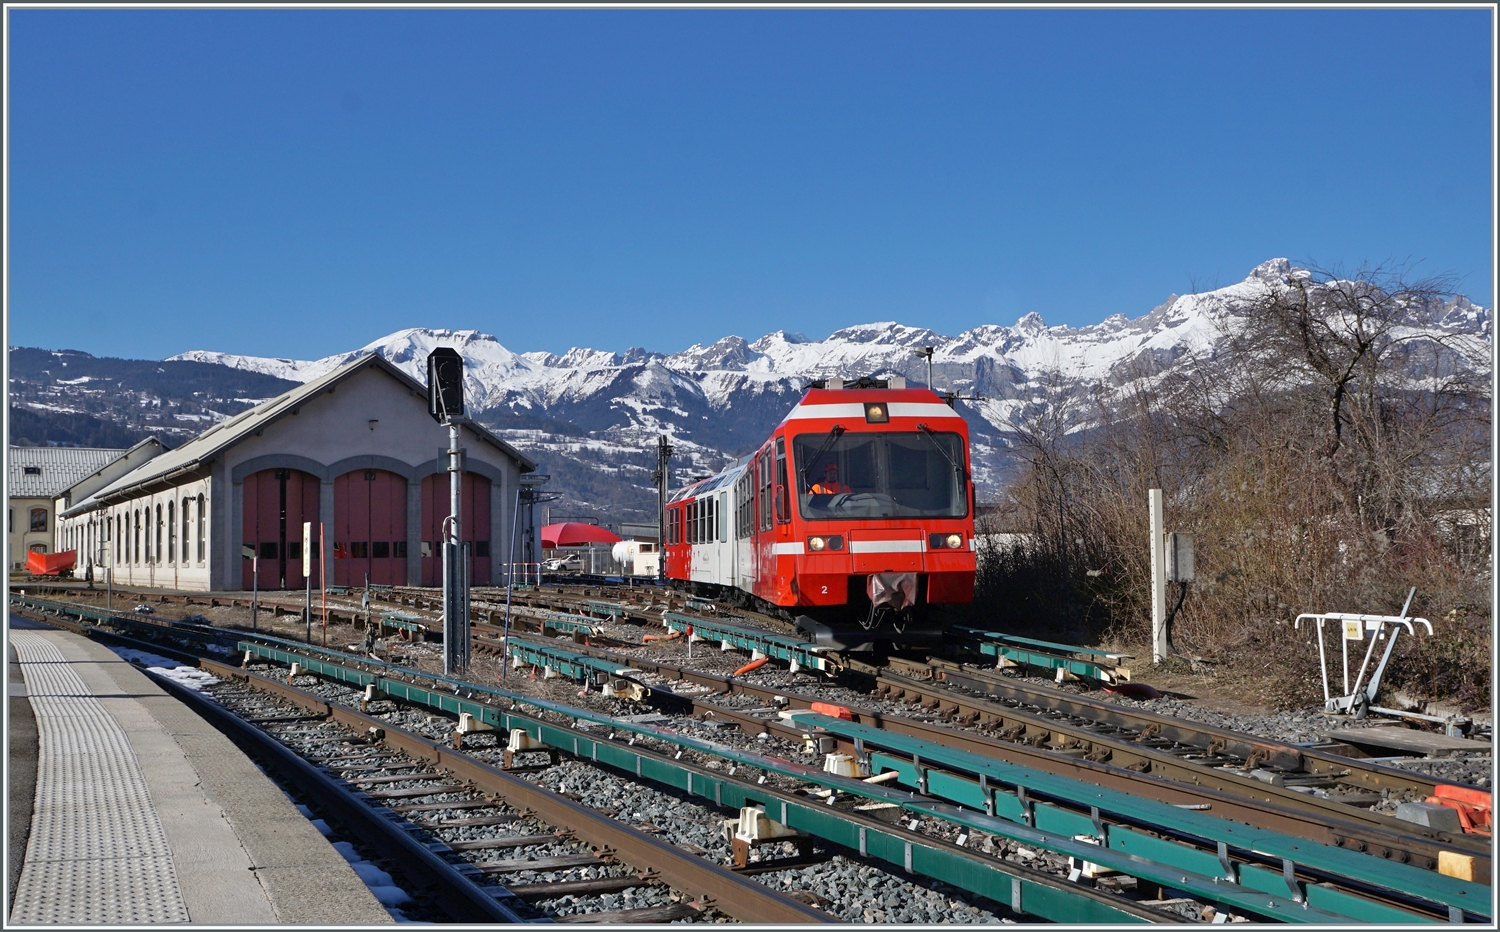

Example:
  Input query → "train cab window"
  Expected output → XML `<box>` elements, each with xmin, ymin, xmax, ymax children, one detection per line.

<box><xmin>792</xmin><ymin>430</ymin><xmax>968</xmax><ymax>520</ymax></box>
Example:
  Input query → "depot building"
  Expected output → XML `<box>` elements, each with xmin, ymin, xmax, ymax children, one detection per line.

<box><xmin>57</xmin><ymin>354</ymin><xmax>536</xmax><ymax>592</ymax></box>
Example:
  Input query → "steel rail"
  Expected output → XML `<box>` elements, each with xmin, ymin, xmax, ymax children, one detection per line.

<box><xmin>211</xmin><ymin>654</ymin><xmax>1164</xmax><ymax>924</ymax></box>
<box><xmin>17</xmin><ymin>591</ymin><xmax>1476</xmax><ymax>882</ymax></box>
<box><xmin>198</xmin><ymin>659</ymin><xmax>837</xmax><ymax>925</ymax></box>
<box><xmin>231</xmin><ymin>640</ymin><xmax>1463</xmax><ymax>925</ymax></box>
<box><xmin>5</xmin><ymin>600</ymin><xmax>535</xmax><ymax>923</ymax></box>
<box><xmin>140</xmin><ymin>665</ymin><xmax>535</xmax><ymax>924</ymax></box>
<box><xmin>9</xmin><ymin>598</ymin><xmax>831</xmax><ymax>922</ymax></box>
<box><xmin>19</xmin><ymin>596</ymin><xmax>1170</xmax><ymax>923</ymax></box>
<box><xmin>14</xmin><ymin>588</ymin><xmax>1488</xmax><ymax>906</ymax></box>
<box><xmin>27</xmin><ymin>587</ymin><xmax>1464</xmax><ymax>926</ymax></box>
<box><xmin>219</xmin><ymin>652</ymin><xmax>1187</xmax><ymax>923</ymax></box>
<box><xmin>888</xmin><ymin>655</ymin><xmax>1480</xmax><ymax>797</ymax></box>
<box><xmin>490</xmin><ymin>631</ymin><xmax>1491</xmax><ymax>882</ymax></box>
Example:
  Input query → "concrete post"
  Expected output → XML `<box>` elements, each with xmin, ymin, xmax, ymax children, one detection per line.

<box><xmin>1149</xmin><ymin>488</ymin><xmax>1166</xmax><ymax>664</ymax></box>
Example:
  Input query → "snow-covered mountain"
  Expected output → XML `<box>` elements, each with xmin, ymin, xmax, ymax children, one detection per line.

<box><xmin>168</xmin><ymin>260</ymin><xmax>1491</xmax><ymax>522</ymax></box>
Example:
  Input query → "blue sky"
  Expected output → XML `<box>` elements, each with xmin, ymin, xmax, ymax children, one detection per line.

<box><xmin>7</xmin><ymin>8</ymin><xmax>1493</xmax><ymax>361</ymax></box>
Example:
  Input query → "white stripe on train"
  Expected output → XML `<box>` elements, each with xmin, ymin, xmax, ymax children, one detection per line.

<box><xmin>782</xmin><ymin>402</ymin><xmax>964</xmax><ymax>422</ymax></box>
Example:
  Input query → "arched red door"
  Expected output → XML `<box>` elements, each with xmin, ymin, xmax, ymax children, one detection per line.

<box><xmin>334</xmin><ymin>469</ymin><xmax>408</xmax><ymax>587</ymax></box>
<box><xmin>242</xmin><ymin>469</ymin><xmax>321</xmax><ymax>591</ymax></box>
<box><xmin>420</xmin><ymin>473</ymin><xmax>491</xmax><ymax>586</ymax></box>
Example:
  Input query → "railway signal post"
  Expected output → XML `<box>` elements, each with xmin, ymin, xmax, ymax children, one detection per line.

<box><xmin>652</xmin><ymin>435</ymin><xmax>673</xmax><ymax>583</ymax></box>
<box><xmin>429</xmin><ymin>347</ymin><xmax>470</xmax><ymax>676</ymax></box>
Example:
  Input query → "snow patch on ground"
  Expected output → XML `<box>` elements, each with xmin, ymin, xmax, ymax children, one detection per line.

<box><xmin>108</xmin><ymin>646</ymin><xmax>220</xmax><ymax>691</ymax></box>
<box><xmin>291</xmin><ymin>806</ymin><xmax>420</xmax><ymax>920</ymax></box>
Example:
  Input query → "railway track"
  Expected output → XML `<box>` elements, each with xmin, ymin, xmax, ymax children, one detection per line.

<box><xmin>11</xmin><ymin>590</ymin><xmax>1493</xmax><ymax>924</ymax></box>
<box><xmin>483</xmin><ymin>629</ymin><xmax>1491</xmax><ymax>880</ymax></box>
<box><xmin>9</xmin><ymin>598</ymin><xmax>834</xmax><ymax>924</ymax></box>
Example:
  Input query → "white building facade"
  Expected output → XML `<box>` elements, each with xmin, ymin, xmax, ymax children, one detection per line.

<box><xmin>58</xmin><ymin>355</ymin><xmax>536</xmax><ymax>592</ymax></box>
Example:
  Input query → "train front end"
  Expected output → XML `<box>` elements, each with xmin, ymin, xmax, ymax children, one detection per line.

<box><xmin>770</xmin><ymin>379</ymin><xmax>976</xmax><ymax>649</ymax></box>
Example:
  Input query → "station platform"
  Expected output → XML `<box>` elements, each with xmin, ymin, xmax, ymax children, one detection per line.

<box><xmin>6</xmin><ymin>615</ymin><xmax>393</xmax><ymax>925</ymax></box>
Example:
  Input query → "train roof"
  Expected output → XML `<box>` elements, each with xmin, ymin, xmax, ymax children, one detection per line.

<box><xmin>779</xmin><ymin>386</ymin><xmax>966</xmax><ymax>427</ymax></box>
<box><xmin>667</xmin><ymin>461</ymin><xmax>746</xmax><ymax>503</ymax></box>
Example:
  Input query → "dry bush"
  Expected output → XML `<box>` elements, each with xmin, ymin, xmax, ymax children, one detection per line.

<box><xmin>977</xmin><ymin>264</ymin><xmax>1491</xmax><ymax>709</ymax></box>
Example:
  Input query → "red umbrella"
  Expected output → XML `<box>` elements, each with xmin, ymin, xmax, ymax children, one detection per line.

<box><xmin>541</xmin><ymin>522</ymin><xmax>622</xmax><ymax>549</ymax></box>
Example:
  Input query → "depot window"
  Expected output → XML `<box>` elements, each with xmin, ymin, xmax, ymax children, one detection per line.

<box><xmin>792</xmin><ymin>430</ymin><xmax>968</xmax><ymax>520</ymax></box>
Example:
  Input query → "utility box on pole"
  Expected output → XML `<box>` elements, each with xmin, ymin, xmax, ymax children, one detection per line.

<box><xmin>652</xmin><ymin>435</ymin><xmax>673</xmax><ymax>582</ymax></box>
<box><xmin>429</xmin><ymin>347</ymin><xmax>469</xmax><ymax>675</ymax></box>
<box><xmin>1165</xmin><ymin>532</ymin><xmax>1194</xmax><ymax>583</ymax></box>
<box><xmin>1149</xmin><ymin>489</ymin><xmax>1167</xmax><ymax>664</ymax></box>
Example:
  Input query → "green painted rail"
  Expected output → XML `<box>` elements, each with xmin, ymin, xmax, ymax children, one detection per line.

<box><xmin>662</xmin><ymin>613</ymin><xmax>831</xmax><ymax>673</ymax></box>
<box><xmin>25</xmin><ymin>594</ymin><xmax>1462</xmax><ymax>927</ymax></box>
<box><xmin>231</xmin><ymin>641</ymin><xmax>1162</xmax><ymax>923</ymax></box>
<box><xmin>228</xmin><ymin>637</ymin><xmax>1461</xmax><ymax>924</ymax></box>
<box><xmin>950</xmin><ymin>626</ymin><xmax>1129</xmax><ymax>683</ymax></box>
<box><xmin>787</xmin><ymin>711</ymin><xmax>1481</xmax><ymax>924</ymax></box>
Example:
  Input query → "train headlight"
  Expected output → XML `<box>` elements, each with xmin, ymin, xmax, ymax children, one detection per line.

<box><xmin>929</xmin><ymin>533</ymin><xmax>965</xmax><ymax>550</ymax></box>
<box><xmin>807</xmin><ymin>536</ymin><xmax>844</xmax><ymax>552</ymax></box>
<box><xmin>946</xmin><ymin>533</ymin><xmax>964</xmax><ymax>550</ymax></box>
<box><xmin>808</xmin><ymin>536</ymin><xmax>826</xmax><ymax>552</ymax></box>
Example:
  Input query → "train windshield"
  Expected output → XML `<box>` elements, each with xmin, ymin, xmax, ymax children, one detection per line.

<box><xmin>792</xmin><ymin>430</ymin><xmax>968</xmax><ymax>520</ymax></box>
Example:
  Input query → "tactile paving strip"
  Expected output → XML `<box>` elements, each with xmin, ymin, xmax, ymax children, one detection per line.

<box><xmin>9</xmin><ymin>635</ymin><xmax>190</xmax><ymax>924</ymax></box>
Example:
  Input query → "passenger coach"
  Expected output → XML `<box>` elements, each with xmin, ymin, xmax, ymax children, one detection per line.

<box><xmin>663</xmin><ymin>376</ymin><xmax>976</xmax><ymax>648</ymax></box>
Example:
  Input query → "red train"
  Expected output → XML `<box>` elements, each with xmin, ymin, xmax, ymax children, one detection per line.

<box><xmin>662</xmin><ymin>376</ymin><xmax>976</xmax><ymax>649</ymax></box>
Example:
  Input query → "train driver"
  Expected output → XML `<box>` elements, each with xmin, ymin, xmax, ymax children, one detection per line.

<box><xmin>809</xmin><ymin>462</ymin><xmax>848</xmax><ymax>495</ymax></box>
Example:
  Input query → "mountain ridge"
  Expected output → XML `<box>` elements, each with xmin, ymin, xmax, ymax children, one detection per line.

<box><xmin>38</xmin><ymin>258</ymin><xmax>1493</xmax><ymax>524</ymax></box>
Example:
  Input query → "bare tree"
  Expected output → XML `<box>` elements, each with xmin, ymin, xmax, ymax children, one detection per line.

<box><xmin>1239</xmin><ymin>262</ymin><xmax>1465</xmax><ymax>525</ymax></box>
